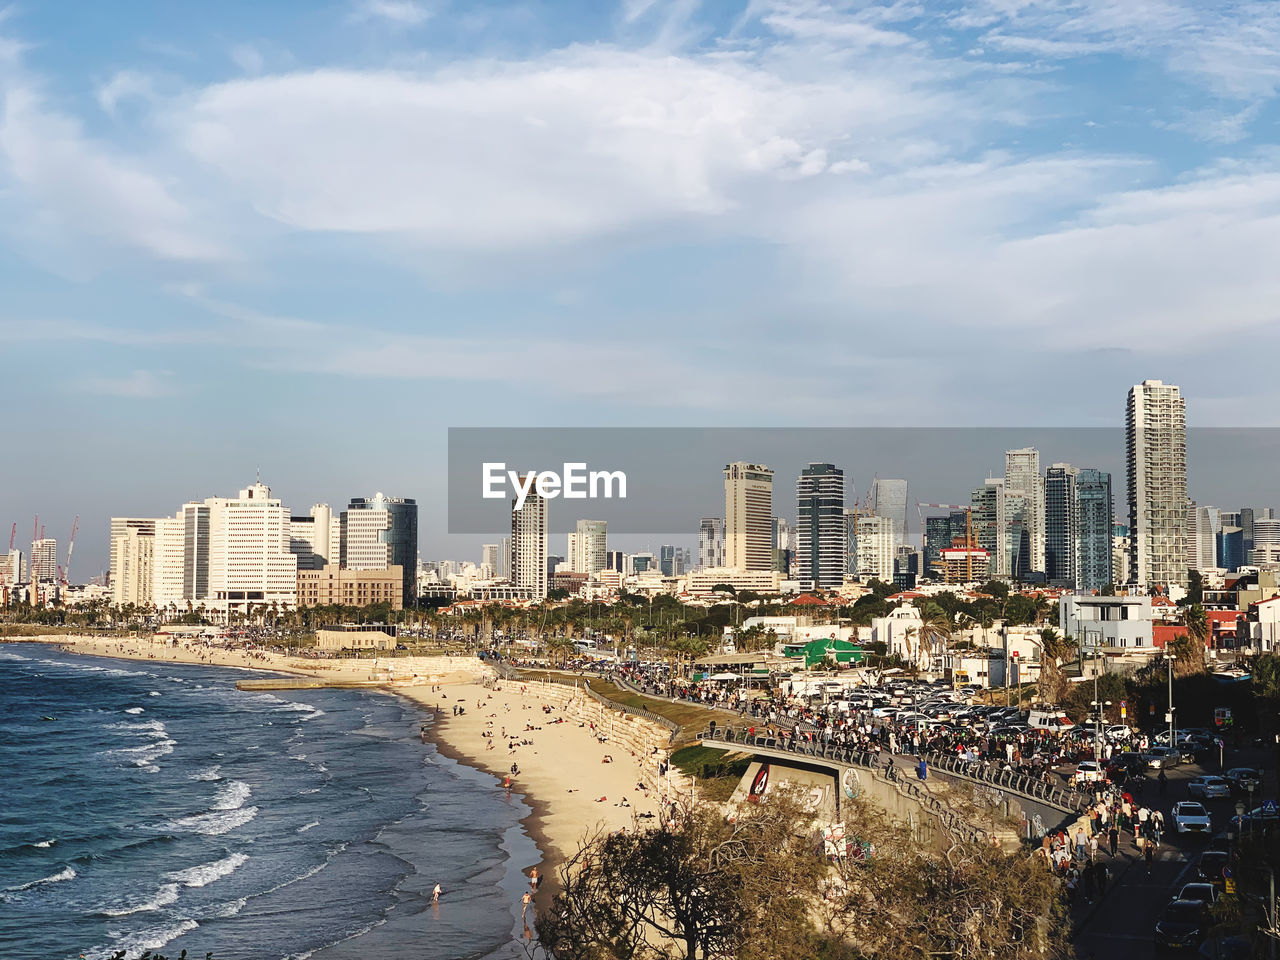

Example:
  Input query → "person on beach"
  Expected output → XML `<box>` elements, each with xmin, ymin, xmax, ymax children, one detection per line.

<box><xmin>522</xmin><ymin>891</ymin><xmax>532</xmax><ymax>917</ymax></box>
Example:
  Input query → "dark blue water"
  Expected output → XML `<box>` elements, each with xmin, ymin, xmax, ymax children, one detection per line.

<box><xmin>0</xmin><ymin>644</ymin><xmax>539</xmax><ymax>960</ymax></box>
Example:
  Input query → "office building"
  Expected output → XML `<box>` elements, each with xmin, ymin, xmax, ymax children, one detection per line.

<box><xmin>698</xmin><ymin>517</ymin><xmax>725</xmax><ymax>570</ymax></box>
<box><xmin>1250</xmin><ymin>517</ymin><xmax>1280</xmax><ymax>566</ymax></box>
<box><xmin>297</xmin><ymin>565</ymin><xmax>404</xmax><ymax>609</ymax></box>
<box><xmin>30</xmin><ymin>538</ymin><xmax>58</xmax><ymax>582</ymax></box>
<box><xmin>109</xmin><ymin>518</ymin><xmax>157</xmax><ymax>607</ymax></box>
<box><xmin>605</xmin><ymin>550</ymin><xmax>625</xmax><ymax>572</ymax></box>
<box><xmin>1075</xmin><ymin>469</ymin><xmax>1113</xmax><ymax>592</ymax></box>
<box><xmin>290</xmin><ymin>503</ymin><xmax>341</xmax><ymax>572</ymax></box>
<box><xmin>871</xmin><ymin>478</ymin><xmax>908</xmax><ymax>547</ymax></box>
<box><xmin>1218</xmin><ymin>526</ymin><xmax>1245</xmax><ymax>572</ymax></box>
<box><xmin>1044</xmin><ymin>465</ymin><xmax>1078</xmax><ymax>585</ymax></box>
<box><xmin>1126</xmin><ymin>379</ymin><xmax>1188</xmax><ymax>590</ymax></box>
<box><xmin>341</xmin><ymin>493</ymin><xmax>418</xmax><ymax>602</ymax></box>
<box><xmin>1044</xmin><ymin>465</ymin><xmax>1113</xmax><ymax>592</ymax></box>
<box><xmin>481</xmin><ymin>543</ymin><xmax>501</xmax><ymax>575</ymax></box>
<box><xmin>971</xmin><ymin>480</ymin><xmax>1008</xmax><ymax>576</ymax></box>
<box><xmin>724</xmin><ymin>462</ymin><xmax>773</xmax><ymax>571</ymax></box>
<box><xmin>569</xmin><ymin>520</ymin><xmax>607</xmax><ymax>575</ymax></box>
<box><xmin>510</xmin><ymin>475</ymin><xmax>548</xmax><ymax>601</ymax></box>
<box><xmin>1240</xmin><ymin>508</ymin><xmax>1256</xmax><ymax>555</ymax></box>
<box><xmin>205</xmin><ymin>482</ymin><xmax>298</xmax><ymax>618</ymax></box>
<box><xmin>1188</xmin><ymin>504</ymin><xmax>1219</xmax><ymax>571</ymax></box>
<box><xmin>1004</xmin><ymin>448</ymin><xmax>1044</xmax><ymax>574</ymax></box>
<box><xmin>796</xmin><ymin>462</ymin><xmax>846</xmax><ymax>589</ymax></box>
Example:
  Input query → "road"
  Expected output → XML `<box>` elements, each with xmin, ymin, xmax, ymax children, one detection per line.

<box><xmin>1072</xmin><ymin>742</ymin><xmax>1273</xmax><ymax>960</ymax></box>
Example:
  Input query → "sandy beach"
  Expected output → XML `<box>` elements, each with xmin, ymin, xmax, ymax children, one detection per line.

<box><xmin>16</xmin><ymin>635</ymin><xmax>669</xmax><ymax>912</ymax></box>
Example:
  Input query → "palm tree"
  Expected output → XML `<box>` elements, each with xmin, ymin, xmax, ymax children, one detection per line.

<box><xmin>1034</xmin><ymin>627</ymin><xmax>1076</xmax><ymax>703</ymax></box>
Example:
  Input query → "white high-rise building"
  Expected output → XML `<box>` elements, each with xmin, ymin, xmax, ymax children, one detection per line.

<box><xmin>724</xmin><ymin>463</ymin><xmax>773</xmax><ymax>571</ymax></box>
<box><xmin>152</xmin><ymin>516</ymin><xmax>186</xmax><ymax>613</ymax></box>
<box><xmin>205</xmin><ymin>482</ymin><xmax>297</xmax><ymax>618</ymax></box>
<box><xmin>30</xmin><ymin>538</ymin><xmax>58</xmax><ymax>582</ymax></box>
<box><xmin>481</xmin><ymin>544</ymin><xmax>501</xmax><ymax>575</ymax></box>
<box><xmin>855</xmin><ymin>514</ymin><xmax>895</xmax><ymax>582</ymax></box>
<box><xmin>290</xmin><ymin>503</ymin><xmax>341</xmax><ymax>571</ymax></box>
<box><xmin>568</xmin><ymin>520</ymin><xmax>607</xmax><ymax>574</ymax></box>
<box><xmin>110</xmin><ymin>518</ymin><xmax>157</xmax><ymax>607</ymax></box>
<box><xmin>1127</xmin><ymin>380</ymin><xmax>1188</xmax><ymax>590</ymax></box>
<box><xmin>1004</xmin><ymin>447</ymin><xmax>1045</xmax><ymax>574</ymax></box>
<box><xmin>1</xmin><ymin>549</ymin><xmax>23</xmax><ymax>586</ymax></box>
<box><xmin>698</xmin><ymin>518</ymin><xmax>725</xmax><ymax>570</ymax></box>
<box><xmin>510</xmin><ymin>475</ymin><xmax>548</xmax><ymax>600</ymax></box>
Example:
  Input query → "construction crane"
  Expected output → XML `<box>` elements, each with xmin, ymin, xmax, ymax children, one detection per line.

<box><xmin>916</xmin><ymin>503</ymin><xmax>976</xmax><ymax>582</ymax></box>
<box><xmin>64</xmin><ymin>515</ymin><xmax>79</xmax><ymax>585</ymax></box>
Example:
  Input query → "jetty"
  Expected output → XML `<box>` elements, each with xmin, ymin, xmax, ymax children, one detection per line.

<box><xmin>235</xmin><ymin>678</ymin><xmax>388</xmax><ymax>692</ymax></box>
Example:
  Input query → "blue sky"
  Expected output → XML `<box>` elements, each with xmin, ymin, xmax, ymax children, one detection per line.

<box><xmin>3</xmin><ymin>0</ymin><xmax>1280</xmax><ymax>574</ymax></box>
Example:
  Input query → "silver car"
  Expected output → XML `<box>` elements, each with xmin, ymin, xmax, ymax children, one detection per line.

<box><xmin>1187</xmin><ymin>776</ymin><xmax>1231</xmax><ymax>800</ymax></box>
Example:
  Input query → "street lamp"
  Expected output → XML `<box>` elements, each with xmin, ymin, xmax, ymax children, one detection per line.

<box><xmin>1091</xmin><ymin>699</ymin><xmax>1112</xmax><ymax>760</ymax></box>
<box><xmin>1166</xmin><ymin>653</ymin><xmax>1177</xmax><ymax>748</ymax></box>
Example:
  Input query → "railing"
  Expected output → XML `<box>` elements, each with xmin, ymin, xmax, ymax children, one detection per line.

<box><xmin>696</xmin><ymin>727</ymin><xmax>1088</xmax><ymax>816</ymax></box>
<box><xmin>694</xmin><ymin>727</ymin><xmax>984</xmax><ymax>843</ymax></box>
<box><xmin>583</xmin><ymin>683</ymin><xmax>680</xmax><ymax>742</ymax></box>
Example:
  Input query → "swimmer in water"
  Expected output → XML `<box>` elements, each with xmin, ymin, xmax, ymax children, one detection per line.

<box><xmin>433</xmin><ymin>883</ymin><xmax>443</xmax><ymax>902</ymax></box>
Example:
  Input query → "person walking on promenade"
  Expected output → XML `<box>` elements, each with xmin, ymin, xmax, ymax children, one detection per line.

<box><xmin>1108</xmin><ymin>824</ymin><xmax>1119</xmax><ymax>857</ymax></box>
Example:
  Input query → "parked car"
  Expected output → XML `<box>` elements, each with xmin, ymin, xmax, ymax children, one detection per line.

<box><xmin>1195</xmin><ymin>851</ymin><xmax>1231</xmax><ymax>885</ymax></box>
<box><xmin>1173</xmin><ymin>801</ymin><xmax>1213</xmax><ymax>834</ymax></box>
<box><xmin>1177</xmin><ymin>882</ymin><xmax>1219</xmax><ymax>906</ymax></box>
<box><xmin>1105</xmin><ymin>724</ymin><xmax>1133</xmax><ymax>741</ymax></box>
<box><xmin>1187</xmin><ymin>776</ymin><xmax>1232</xmax><ymax>800</ymax></box>
<box><xmin>1154</xmin><ymin>899</ymin><xmax>1209</xmax><ymax>951</ymax></box>
<box><xmin>1229</xmin><ymin>803</ymin><xmax>1280</xmax><ymax>831</ymax></box>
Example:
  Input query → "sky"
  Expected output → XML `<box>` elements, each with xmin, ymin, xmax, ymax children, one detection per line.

<box><xmin>3</xmin><ymin>0</ymin><xmax>1280</xmax><ymax>576</ymax></box>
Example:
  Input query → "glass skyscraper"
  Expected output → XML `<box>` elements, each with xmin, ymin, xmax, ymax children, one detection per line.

<box><xmin>796</xmin><ymin>463</ymin><xmax>845</xmax><ymax>588</ymax></box>
<box><xmin>342</xmin><ymin>493</ymin><xmax>419</xmax><ymax>604</ymax></box>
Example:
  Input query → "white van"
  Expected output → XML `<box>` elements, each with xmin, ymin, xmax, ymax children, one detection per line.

<box><xmin>1027</xmin><ymin>708</ymin><xmax>1075</xmax><ymax>733</ymax></box>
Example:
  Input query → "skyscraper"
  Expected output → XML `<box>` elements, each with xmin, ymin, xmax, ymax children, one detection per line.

<box><xmin>1044</xmin><ymin>464</ymin><xmax>1078</xmax><ymax>585</ymax></box>
<box><xmin>481</xmin><ymin>543</ymin><xmax>501</xmax><ymax>575</ymax></box>
<box><xmin>1004</xmin><ymin>448</ymin><xmax>1044</xmax><ymax>574</ymax></box>
<box><xmin>510</xmin><ymin>475</ymin><xmax>548</xmax><ymax>600</ymax></box>
<box><xmin>698</xmin><ymin>517</ymin><xmax>725</xmax><ymax>570</ymax></box>
<box><xmin>724</xmin><ymin>462</ymin><xmax>773</xmax><ymax>571</ymax></box>
<box><xmin>341</xmin><ymin>493</ymin><xmax>419</xmax><ymax>603</ymax></box>
<box><xmin>870</xmin><ymin>478</ymin><xmax>908</xmax><ymax>547</ymax></box>
<box><xmin>1126</xmin><ymin>379</ymin><xmax>1188</xmax><ymax>590</ymax></box>
<box><xmin>796</xmin><ymin>462</ymin><xmax>846</xmax><ymax>588</ymax></box>
<box><xmin>971</xmin><ymin>480</ymin><xmax>1007</xmax><ymax>576</ymax></box>
<box><xmin>1075</xmin><ymin>469</ymin><xmax>1113</xmax><ymax>592</ymax></box>
<box><xmin>206</xmin><ymin>482</ymin><xmax>298</xmax><ymax>619</ymax></box>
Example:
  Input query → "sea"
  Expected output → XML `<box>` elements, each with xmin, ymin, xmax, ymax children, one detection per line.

<box><xmin>0</xmin><ymin>643</ymin><xmax>540</xmax><ymax>960</ymax></box>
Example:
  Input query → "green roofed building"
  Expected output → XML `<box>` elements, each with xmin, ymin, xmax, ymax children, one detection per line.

<box><xmin>785</xmin><ymin>636</ymin><xmax>864</xmax><ymax>668</ymax></box>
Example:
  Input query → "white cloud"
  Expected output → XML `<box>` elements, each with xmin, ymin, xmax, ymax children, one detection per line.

<box><xmin>80</xmin><ymin>369</ymin><xmax>176</xmax><ymax>398</ymax></box>
<box><xmin>96</xmin><ymin>70</ymin><xmax>157</xmax><ymax>115</ymax></box>
<box><xmin>350</xmin><ymin>0</ymin><xmax>433</xmax><ymax>26</ymax></box>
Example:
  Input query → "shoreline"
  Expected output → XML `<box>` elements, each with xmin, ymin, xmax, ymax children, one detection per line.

<box><xmin>8</xmin><ymin>636</ymin><xmax>662</xmax><ymax>931</ymax></box>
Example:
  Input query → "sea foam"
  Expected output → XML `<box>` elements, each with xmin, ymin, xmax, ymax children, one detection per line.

<box><xmin>166</xmin><ymin>806</ymin><xmax>259</xmax><ymax>837</ymax></box>
<box><xmin>165</xmin><ymin>852</ymin><xmax>249</xmax><ymax>888</ymax></box>
<box><xmin>100</xmin><ymin>882</ymin><xmax>180</xmax><ymax>916</ymax></box>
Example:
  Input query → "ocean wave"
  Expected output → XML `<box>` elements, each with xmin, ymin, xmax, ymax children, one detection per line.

<box><xmin>110</xmin><ymin>738</ymin><xmax>177</xmax><ymax>766</ymax></box>
<box><xmin>212</xmin><ymin>780</ymin><xmax>252</xmax><ymax>811</ymax></box>
<box><xmin>3</xmin><ymin>865</ymin><xmax>76</xmax><ymax>893</ymax></box>
<box><xmin>86</xmin><ymin>918</ymin><xmax>199</xmax><ymax>960</ymax></box>
<box><xmin>166</xmin><ymin>806</ymin><xmax>259</xmax><ymax>836</ymax></box>
<box><xmin>124</xmin><ymin>706</ymin><xmax>145</xmax><ymax>714</ymax></box>
<box><xmin>300</xmin><ymin>787</ymin><xmax>321</xmax><ymax>795</ymax></box>
<box><xmin>108</xmin><ymin>719</ymin><xmax>166</xmax><ymax>735</ymax></box>
<box><xmin>33</xmin><ymin>839</ymin><xmax>55</xmax><ymax>849</ymax></box>
<box><xmin>190</xmin><ymin>764</ymin><xmax>222</xmax><ymax>782</ymax></box>
<box><xmin>206</xmin><ymin>896</ymin><xmax>247</xmax><ymax>919</ymax></box>
<box><xmin>100</xmin><ymin>882</ymin><xmax>180</xmax><ymax>916</ymax></box>
<box><xmin>297</xmin><ymin>820</ymin><xmax>320</xmax><ymax>833</ymax></box>
<box><xmin>148</xmin><ymin>691</ymin><xmax>161</xmax><ymax>697</ymax></box>
<box><xmin>165</xmin><ymin>852</ymin><xmax>249</xmax><ymax>888</ymax></box>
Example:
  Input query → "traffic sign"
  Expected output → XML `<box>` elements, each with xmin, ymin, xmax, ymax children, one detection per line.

<box><xmin>1225</xmin><ymin>878</ymin><xmax>1236</xmax><ymax>894</ymax></box>
<box><xmin>1264</xmin><ymin>800</ymin><xmax>1277</xmax><ymax>815</ymax></box>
